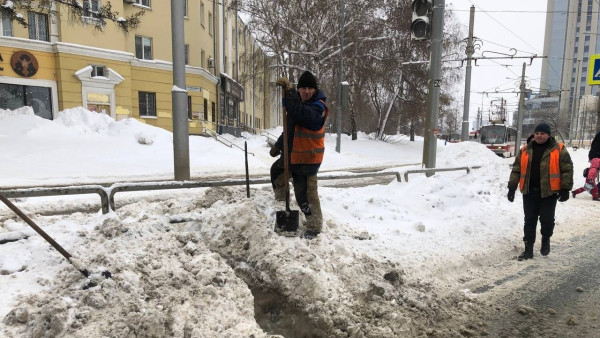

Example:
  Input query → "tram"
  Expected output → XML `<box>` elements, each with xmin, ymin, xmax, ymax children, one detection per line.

<box><xmin>479</xmin><ymin>124</ymin><xmax>518</xmax><ymax>157</ymax></box>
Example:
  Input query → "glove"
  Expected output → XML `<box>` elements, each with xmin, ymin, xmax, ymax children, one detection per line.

<box><xmin>275</xmin><ymin>77</ymin><xmax>292</xmax><ymax>91</ymax></box>
<box><xmin>507</xmin><ymin>189</ymin><xmax>515</xmax><ymax>202</ymax></box>
<box><xmin>269</xmin><ymin>144</ymin><xmax>281</xmax><ymax>157</ymax></box>
<box><xmin>558</xmin><ymin>189</ymin><xmax>570</xmax><ymax>202</ymax></box>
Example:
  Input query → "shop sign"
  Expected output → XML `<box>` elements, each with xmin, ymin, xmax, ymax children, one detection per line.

<box><xmin>186</xmin><ymin>86</ymin><xmax>202</xmax><ymax>92</ymax></box>
<box><xmin>221</xmin><ymin>75</ymin><xmax>245</xmax><ymax>101</ymax></box>
<box><xmin>11</xmin><ymin>51</ymin><xmax>39</xmax><ymax>77</ymax></box>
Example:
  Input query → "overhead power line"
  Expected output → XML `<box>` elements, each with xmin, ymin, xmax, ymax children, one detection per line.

<box><xmin>465</xmin><ymin>0</ymin><xmax>542</xmax><ymax>54</ymax></box>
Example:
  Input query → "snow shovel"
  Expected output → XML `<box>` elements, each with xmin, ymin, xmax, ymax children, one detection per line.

<box><xmin>0</xmin><ymin>193</ymin><xmax>111</xmax><ymax>286</ymax></box>
<box><xmin>274</xmin><ymin>86</ymin><xmax>299</xmax><ymax>235</ymax></box>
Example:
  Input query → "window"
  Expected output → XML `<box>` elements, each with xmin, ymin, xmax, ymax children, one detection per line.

<box><xmin>28</xmin><ymin>12</ymin><xmax>49</xmax><ymax>41</ymax></box>
<box><xmin>0</xmin><ymin>83</ymin><xmax>53</xmax><ymax>120</ymax></box>
<box><xmin>200</xmin><ymin>2</ymin><xmax>205</xmax><ymax>26</ymax></box>
<box><xmin>208</xmin><ymin>12</ymin><xmax>213</xmax><ymax>35</ymax></box>
<box><xmin>187</xmin><ymin>95</ymin><xmax>192</xmax><ymax>120</ymax></box>
<box><xmin>83</xmin><ymin>0</ymin><xmax>101</xmax><ymax>18</ymax></box>
<box><xmin>184</xmin><ymin>0</ymin><xmax>188</xmax><ymax>18</ymax></box>
<box><xmin>201</xmin><ymin>49</ymin><xmax>206</xmax><ymax>68</ymax></box>
<box><xmin>139</xmin><ymin>92</ymin><xmax>156</xmax><ymax>117</ymax></box>
<box><xmin>204</xmin><ymin>99</ymin><xmax>208</xmax><ymax>120</ymax></box>
<box><xmin>135</xmin><ymin>36</ymin><xmax>153</xmax><ymax>60</ymax></box>
<box><xmin>184</xmin><ymin>44</ymin><xmax>189</xmax><ymax>65</ymax></box>
<box><xmin>134</xmin><ymin>0</ymin><xmax>150</xmax><ymax>7</ymax></box>
<box><xmin>91</xmin><ymin>65</ymin><xmax>106</xmax><ymax>77</ymax></box>
<box><xmin>1</xmin><ymin>10</ymin><xmax>12</xmax><ymax>36</ymax></box>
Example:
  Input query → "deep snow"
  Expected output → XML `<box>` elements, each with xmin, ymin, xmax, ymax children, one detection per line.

<box><xmin>0</xmin><ymin>107</ymin><xmax>595</xmax><ymax>337</ymax></box>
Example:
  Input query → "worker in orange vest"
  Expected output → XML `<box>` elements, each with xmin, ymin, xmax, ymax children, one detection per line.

<box><xmin>507</xmin><ymin>122</ymin><xmax>574</xmax><ymax>260</ymax></box>
<box><xmin>270</xmin><ymin>71</ymin><xmax>329</xmax><ymax>239</ymax></box>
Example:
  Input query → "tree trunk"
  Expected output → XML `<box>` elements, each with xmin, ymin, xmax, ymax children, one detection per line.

<box><xmin>351</xmin><ymin>107</ymin><xmax>357</xmax><ymax>140</ymax></box>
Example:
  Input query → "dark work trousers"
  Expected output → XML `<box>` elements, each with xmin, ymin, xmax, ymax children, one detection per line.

<box><xmin>270</xmin><ymin>158</ymin><xmax>310</xmax><ymax>211</ymax></box>
<box><xmin>522</xmin><ymin>188</ymin><xmax>558</xmax><ymax>243</ymax></box>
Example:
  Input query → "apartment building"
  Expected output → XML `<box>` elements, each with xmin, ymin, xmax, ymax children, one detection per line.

<box><xmin>540</xmin><ymin>0</ymin><xmax>600</xmax><ymax>135</ymax></box>
<box><xmin>0</xmin><ymin>0</ymin><xmax>272</xmax><ymax>136</ymax></box>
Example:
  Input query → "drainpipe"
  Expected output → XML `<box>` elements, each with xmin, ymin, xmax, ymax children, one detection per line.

<box><xmin>50</xmin><ymin>2</ymin><xmax>59</xmax><ymax>43</ymax></box>
<box><xmin>213</xmin><ymin>0</ymin><xmax>220</xmax><ymax>133</ymax></box>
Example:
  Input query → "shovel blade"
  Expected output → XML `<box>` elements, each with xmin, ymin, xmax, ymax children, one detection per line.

<box><xmin>275</xmin><ymin>210</ymin><xmax>300</xmax><ymax>235</ymax></box>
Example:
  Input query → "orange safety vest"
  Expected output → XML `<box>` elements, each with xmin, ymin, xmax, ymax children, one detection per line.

<box><xmin>519</xmin><ymin>143</ymin><xmax>564</xmax><ymax>191</ymax></box>
<box><xmin>291</xmin><ymin>101</ymin><xmax>329</xmax><ymax>164</ymax></box>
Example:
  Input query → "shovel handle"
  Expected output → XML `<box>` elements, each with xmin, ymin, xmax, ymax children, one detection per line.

<box><xmin>281</xmin><ymin>87</ymin><xmax>292</xmax><ymax>211</ymax></box>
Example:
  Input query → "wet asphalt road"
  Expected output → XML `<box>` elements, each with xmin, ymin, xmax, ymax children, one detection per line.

<box><xmin>468</xmin><ymin>230</ymin><xmax>600</xmax><ymax>337</ymax></box>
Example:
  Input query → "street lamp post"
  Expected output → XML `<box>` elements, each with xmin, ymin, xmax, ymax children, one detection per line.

<box><xmin>171</xmin><ymin>0</ymin><xmax>190</xmax><ymax>180</ymax></box>
<box><xmin>424</xmin><ymin>0</ymin><xmax>445</xmax><ymax>174</ymax></box>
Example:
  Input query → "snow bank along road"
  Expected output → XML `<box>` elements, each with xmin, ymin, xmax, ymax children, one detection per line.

<box><xmin>1</xmin><ymin>174</ymin><xmax>597</xmax><ymax>337</ymax></box>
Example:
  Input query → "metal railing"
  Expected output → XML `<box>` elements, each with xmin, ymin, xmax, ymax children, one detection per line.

<box><xmin>204</xmin><ymin>127</ymin><xmax>233</xmax><ymax>148</ymax></box>
<box><xmin>1</xmin><ymin>166</ymin><xmax>481</xmax><ymax>214</ymax></box>
<box><xmin>1</xmin><ymin>185</ymin><xmax>111</xmax><ymax>213</ymax></box>
<box><xmin>261</xmin><ymin>130</ymin><xmax>278</xmax><ymax>147</ymax></box>
<box><xmin>203</xmin><ymin>127</ymin><xmax>255</xmax><ymax>156</ymax></box>
<box><xmin>403</xmin><ymin>165</ymin><xmax>482</xmax><ymax>182</ymax></box>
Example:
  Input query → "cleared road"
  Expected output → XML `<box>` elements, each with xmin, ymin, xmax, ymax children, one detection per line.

<box><xmin>463</xmin><ymin>229</ymin><xmax>600</xmax><ymax>337</ymax></box>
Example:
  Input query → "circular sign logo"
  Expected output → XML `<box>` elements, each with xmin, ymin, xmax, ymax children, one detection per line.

<box><xmin>11</xmin><ymin>51</ymin><xmax>39</xmax><ymax>77</ymax></box>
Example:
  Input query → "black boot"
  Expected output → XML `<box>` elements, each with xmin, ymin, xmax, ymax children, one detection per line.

<box><xmin>540</xmin><ymin>237</ymin><xmax>550</xmax><ymax>256</ymax></box>
<box><xmin>518</xmin><ymin>241</ymin><xmax>534</xmax><ymax>261</ymax></box>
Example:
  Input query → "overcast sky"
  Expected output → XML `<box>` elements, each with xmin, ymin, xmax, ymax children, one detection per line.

<box><xmin>446</xmin><ymin>0</ymin><xmax>548</xmax><ymax>125</ymax></box>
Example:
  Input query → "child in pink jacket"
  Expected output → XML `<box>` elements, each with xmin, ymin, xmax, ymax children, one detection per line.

<box><xmin>572</xmin><ymin>158</ymin><xmax>600</xmax><ymax>200</ymax></box>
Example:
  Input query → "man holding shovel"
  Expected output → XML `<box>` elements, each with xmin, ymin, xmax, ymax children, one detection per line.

<box><xmin>271</xmin><ymin>71</ymin><xmax>329</xmax><ymax>239</ymax></box>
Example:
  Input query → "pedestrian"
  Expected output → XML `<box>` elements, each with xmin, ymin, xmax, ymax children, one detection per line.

<box><xmin>571</xmin><ymin>158</ymin><xmax>600</xmax><ymax>200</ymax></box>
<box><xmin>270</xmin><ymin>71</ymin><xmax>329</xmax><ymax>239</ymax></box>
<box><xmin>589</xmin><ymin>131</ymin><xmax>600</xmax><ymax>160</ymax></box>
<box><xmin>507</xmin><ymin>122</ymin><xmax>574</xmax><ymax>260</ymax></box>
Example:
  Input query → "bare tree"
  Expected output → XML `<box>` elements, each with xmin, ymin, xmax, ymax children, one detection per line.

<box><xmin>1</xmin><ymin>0</ymin><xmax>145</xmax><ymax>32</ymax></box>
<box><xmin>238</xmin><ymin>0</ymin><xmax>464</xmax><ymax>140</ymax></box>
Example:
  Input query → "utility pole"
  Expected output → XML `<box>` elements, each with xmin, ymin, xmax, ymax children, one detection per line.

<box><xmin>461</xmin><ymin>6</ymin><xmax>475</xmax><ymax>142</ymax></box>
<box><xmin>171</xmin><ymin>0</ymin><xmax>190</xmax><ymax>180</ymax></box>
<box><xmin>336</xmin><ymin>0</ymin><xmax>345</xmax><ymax>153</ymax></box>
<box><xmin>477</xmin><ymin>106</ymin><xmax>481</xmax><ymax>138</ymax></box>
<box><xmin>424</xmin><ymin>0</ymin><xmax>445</xmax><ymax>174</ymax></box>
<box><xmin>569</xmin><ymin>59</ymin><xmax>582</xmax><ymax>145</ymax></box>
<box><xmin>515</xmin><ymin>63</ymin><xmax>526</xmax><ymax>152</ymax></box>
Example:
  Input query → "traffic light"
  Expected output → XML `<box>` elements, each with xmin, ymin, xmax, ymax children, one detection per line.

<box><xmin>410</xmin><ymin>0</ymin><xmax>433</xmax><ymax>40</ymax></box>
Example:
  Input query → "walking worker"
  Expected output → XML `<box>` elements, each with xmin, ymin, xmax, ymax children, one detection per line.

<box><xmin>270</xmin><ymin>71</ymin><xmax>329</xmax><ymax>239</ymax></box>
<box><xmin>507</xmin><ymin>122</ymin><xmax>574</xmax><ymax>261</ymax></box>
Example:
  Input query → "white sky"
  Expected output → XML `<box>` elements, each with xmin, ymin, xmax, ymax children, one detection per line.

<box><xmin>446</xmin><ymin>0</ymin><xmax>548</xmax><ymax>125</ymax></box>
<box><xmin>0</xmin><ymin>107</ymin><xmax>595</xmax><ymax>336</ymax></box>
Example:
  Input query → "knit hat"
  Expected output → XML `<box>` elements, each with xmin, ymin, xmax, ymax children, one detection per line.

<box><xmin>297</xmin><ymin>71</ymin><xmax>318</xmax><ymax>89</ymax></box>
<box><xmin>534</xmin><ymin>122</ymin><xmax>551</xmax><ymax>135</ymax></box>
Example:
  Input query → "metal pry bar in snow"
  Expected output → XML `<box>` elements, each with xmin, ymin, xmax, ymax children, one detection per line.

<box><xmin>0</xmin><ymin>192</ymin><xmax>111</xmax><ymax>280</ymax></box>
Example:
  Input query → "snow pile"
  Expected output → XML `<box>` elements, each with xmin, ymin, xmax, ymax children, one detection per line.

<box><xmin>0</xmin><ymin>106</ymin><xmax>35</xmax><ymax>118</ymax></box>
<box><xmin>2</xmin><ymin>185</ymin><xmax>486</xmax><ymax>337</ymax></box>
<box><xmin>0</xmin><ymin>107</ymin><xmax>594</xmax><ymax>337</ymax></box>
<box><xmin>53</xmin><ymin>108</ymin><xmax>113</xmax><ymax>133</ymax></box>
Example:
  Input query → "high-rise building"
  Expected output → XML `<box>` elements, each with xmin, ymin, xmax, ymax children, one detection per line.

<box><xmin>540</xmin><ymin>0</ymin><xmax>600</xmax><ymax>137</ymax></box>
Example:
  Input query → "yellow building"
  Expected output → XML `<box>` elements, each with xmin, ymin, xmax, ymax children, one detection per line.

<box><xmin>0</xmin><ymin>0</ymin><xmax>272</xmax><ymax>136</ymax></box>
